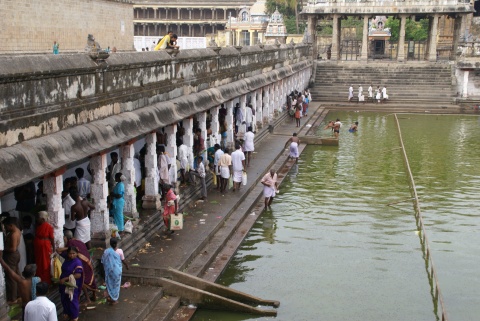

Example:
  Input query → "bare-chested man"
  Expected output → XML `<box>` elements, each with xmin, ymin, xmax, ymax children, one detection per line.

<box><xmin>0</xmin><ymin>259</ymin><xmax>39</xmax><ymax>319</ymax></box>
<box><xmin>333</xmin><ymin>118</ymin><xmax>342</xmax><ymax>138</ymax></box>
<box><xmin>70</xmin><ymin>190</ymin><xmax>95</xmax><ymax>249</ymax></box>
<box><xmin>285</xmin><ymin>133</ymin><xmax>301</xmax><ymax>163</ymax></box>
<box><xmin>2</xmin><ymin>217</ymin><xmax>21</xmax><ymax>303</ymax></box>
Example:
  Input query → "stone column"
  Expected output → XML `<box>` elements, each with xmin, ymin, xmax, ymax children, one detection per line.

<box><xmin>189</xmin><ymin>8</ymin><xmax>192</xmax><ymax>20</ymax></box>
<box><xmin>183</xmin><ymin>118</ymin><xmax>195</xmax><ymax>169</ymax></box>
<box><xmin>226</xmin><ymin>100</ymin><xmax>235</xmax><ymax>149</ymax></box>
<box><xmin>142</xmin><ymin>133</ymin><xmax>159</xmax><ymax>209</ymax></box>
<box><xmin>236</xmin><ymin>30</ymin><xmax>241</xmax><ymax>46</ymax></box>
<box><xmin>90</xmin><ymin>153</ymin><xmax>109</xmax><ymax>239</ymax></box>
<box><xmin>452</xmin><ymin>15</ymin><xmax>464</xmax><ymax>60</ymax></box>
<box><xmin>428</xmin><ymin>14</ymin><xmax>440</xmax><ymax>62</ymax></box>
<box><xmin>121</xmin><ymin>143</ymin><xmax>138</xmax><ymax>218</ymax></box>
<box><xmin>250</xmin><ymin>91</ymin><xmax>257</xmax><ymax>132</ymax></box>
<box><xmin>188</xmin><ymin>24</ymin><xmax>192</xmax><ymax>37</ymax></box>
<box><xmin>198</xmin><ymin>111</ymin><xmax>208</xmax><ymax>164</ymax></box>
<box><xmin>165</xmin><ymin>124</ymin><xmax>178</xmax><ymax>187</ymax></box>
<box><xmin>238</xmin><ymin>95</ymin><xmax>247</xmax><ymax>137</ymax></box>
<box><xmin>397</xmin><ymin>15</ymin><xmax>407</xmax><ymax>62</ymax></box>
<box><xmin>210</xmin><ymin>106</ymin><xmax>220</xmax><ymax>146</ymax></box>
<box><xmin>308</xmin><ymin>16</ymin><xmax>317</xmax><ymax>58</ymax></box>
<box><xmin>361</xmin><ymin>15</ymin><xmax>369</xmax><ymax>61</ymax></box>
<box><xmin>249</xmin><ymin>30</ymin><xmax>254</xmax><ymax>46</ymax></box>
<box><xmin>331</xmin><ymin>14</ymin><xmax>341</xmax><ymax>61</ymax></box>
<box><xmin>462</xmin><ymin>70</ymin><xmax>469</xmax><ymax>98</ymax></box>
<box><xmin>44</xmin><ymin>171</ymin><xmax>65</xmax><ymax>248</ymax></box>
<box><xmin>263</xmin><ymin>86</ymin><xmax>270</xmax><ymax>124</ymax></box>
<box><xmin>256</xmin><ymin>88</ymin><xmax>263</xmax><ymax>128</ymax></box>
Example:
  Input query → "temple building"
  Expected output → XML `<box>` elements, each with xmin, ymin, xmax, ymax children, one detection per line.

<box><xmin>302</xmin><ymin>0</ymin><xmax>474</xmax><ymax>61</ymax></box>
<box><xmin>132</xmin><ymin>0</ymin><xmax>257</xmax><ymax>38</ymax></box>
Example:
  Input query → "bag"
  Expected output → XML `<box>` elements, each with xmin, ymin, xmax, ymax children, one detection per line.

<box><xmin>51</xmin><ymin>254</ymin><xmax>62</xmax><ymax>279</ymax></box>
<box><xmin>170</xmin><ymin>214</ymin><xmax>183</xmax><ymax>230</ymax></box>
<box><xmin>124</xmin><ymin>220</ymin><xmax>133</xmax><ymax>234</ymax></box>
<box><xmin>212</xmin><ymin>172</ymin><xmax>217</xmax><ymax>186</ymax></box>
<box><xmin>242</xmin><ymin>172</ymin><xmax>247</xmax><ymax>186</ymax></box>
<box><xmin>228</xmin><ymin>176</ymin><xmax>233</xmax><ymax>189</ymax></box>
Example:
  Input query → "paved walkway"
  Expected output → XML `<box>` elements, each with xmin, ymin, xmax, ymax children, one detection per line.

<box><xmin>77</xmin><ymin>103</ymin><xmax>325</xmax><ymax>321</ymax></box>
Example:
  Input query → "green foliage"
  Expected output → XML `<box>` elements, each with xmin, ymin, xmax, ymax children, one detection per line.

<box><xmin>266</xmin><ymin>0</ymin><xmax>295</xmax><ymax>16</ymax></box>
<box><xmin>385</xmin><ymin>17</ymin><xmax>428</xmax><ymax>42</ymax></box>
<box><xmin>284</xmin><ymin>17</ymin><xmax>306</xmax><ymax>34</ymax></box>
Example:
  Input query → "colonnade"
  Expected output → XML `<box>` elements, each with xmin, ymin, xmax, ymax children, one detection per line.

<box><xmin>0</xmin><ymin>68</ymin><xmax>311</xmax><ymax>250</ymax></box>
<box><xmin>307</xmin><ymin>13</ymin><xmax>467</xmax><ymax>62</ymax></box>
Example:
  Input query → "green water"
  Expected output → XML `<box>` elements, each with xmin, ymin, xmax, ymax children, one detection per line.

<box><xmin>192</xmin><ymin>112</ymin><xmax>480</xmax><ymax>321</ymax></box>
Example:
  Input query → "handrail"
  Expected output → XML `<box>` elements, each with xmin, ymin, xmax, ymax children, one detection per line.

<box><xmin>393</xmin><ymin>114</ymin><xmax>448</xmax><ymax>321</ymax></box>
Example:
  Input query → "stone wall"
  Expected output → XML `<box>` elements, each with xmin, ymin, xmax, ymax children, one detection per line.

<box><xmin>0</xmin><ymin>44</ymin><xmax>313</xmax><ymax>192</ymax></box>
<box><xmin>0</xmin><ymin>0</ymin><xmax>134</xmax><ymax>54</ymax></box>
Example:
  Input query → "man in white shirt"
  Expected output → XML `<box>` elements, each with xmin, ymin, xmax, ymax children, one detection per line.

<box><xmin>177</xmin><ymin>140</ymin><xmax>189</xmax><ymax>185</ymax></box>
<box><xmin>231</xmin><ymin>143</ymin><xmax>245</xmax><ymax>192</ymax></box>
<box><xmin>24</xmin><ymin>282</ymin><xmax>57</xmax><ymax>321</ymax></box>
<box><xmin>75</xmin><ymin>168</ymin><xmax>91</xmax><ymax>199</ymax></box>
<box><xmin>213</xmin><ymin>144</ymin><xmax>224</xmax><ymax>192</ymax></box>
<box><xmin>189</xmin><ymin>156</ymin><xmax>207</xmax><ymax>200</ymax></box>
<box><xmin>62</xmin><ymin>183</ymin><xmax>76</xmax><ymax>235</ymax></box>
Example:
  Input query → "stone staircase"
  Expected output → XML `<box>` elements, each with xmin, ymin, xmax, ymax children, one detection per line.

<box><xmin>311</xmin><ymin>62</ymin><xmax>456</xmax><ymax>108</ymax></box>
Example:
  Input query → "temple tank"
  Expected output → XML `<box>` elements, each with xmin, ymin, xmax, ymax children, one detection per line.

<box><xmin>192</xmin><ymin>111</ymin><xmax>480</xmax><ymax>321</ymax></box>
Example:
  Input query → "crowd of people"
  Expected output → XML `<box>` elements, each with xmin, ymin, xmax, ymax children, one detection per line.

<box><xmin>348</xmin><ymin>85</ymin><xmax>389</xmax><ymax>104</ymax></box>
<box><xmin>286</xmin><ymin>90</ymin><xmax>312</xmax><ymax>128</ymax></box>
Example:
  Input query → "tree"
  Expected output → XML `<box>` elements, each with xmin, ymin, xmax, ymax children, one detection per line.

<box><xmin>385</xmin><ymin>17</ymin><xmax>428</xmax><ymax>42</ymax></box>
<box><xmin>266</xmin><ymin>0</ymin><xmax>300</xmax><ymax>34</ymax></box>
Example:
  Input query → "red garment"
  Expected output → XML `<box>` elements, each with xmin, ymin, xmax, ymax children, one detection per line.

<box><xmin>34</xmin><ymin>222</ymin><xmax>54</xmax><ymax>284</ymax></box>
<box><xmin>163</xmin><ymin>189</ymin><xmax>177</xmax><ymax>227</ymax></box>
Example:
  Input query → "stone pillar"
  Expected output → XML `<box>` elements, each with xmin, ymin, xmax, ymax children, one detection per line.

<box><xmin>226</xmin><ymin>100</ymin><xmax>235</xmax><ymax>149</ymax></box>
<box><xmin>452</xmin><ymin>15</ymin><xmax>464</xmax><ymax>60</ymax></box>
<box><xmin>236</xmin><ymin>30</ymin><xmax>241</xmax><ymax>46</ymax></box>
<box><xmin>44</xmin><ymin>172</ymin><xmax>65</xmax><ymax>248</ymax></box>
<box><xmin>249</xmin><ymin>30</ymin><xmax>254</xmax><ymax>46</ymax></box>
<box><xmin>361</xmin><ymin>15</ymin><xmax>369</xmax><ymax>61</ymax></box>
<box><xmin>210</xmin><ymin>106</ymin><xmax>220</xmax><ymax>146</ymax></box>
<box><xmin>226</xmin><ymin>31</ymin><xmax>232</xmax><ymax>46</ymax></box>
<box><xmin>397</xmin><ymin>15</ymin><xmax>407</xmax><ymax>62</ymax></box>
<box><xmin>238</xmin><ymin>95</ymin><xmax>247</xmax><ymax>137</ymax></box>
<box><xmin>198</xmin><ymin>111</ymin><xmax>208</xmax><ymax>165</ymax></box>
<box><xmin>121</xmin><ymin>143</ymin><xmax>138</xmax><ymax>218</ymax></box>
<box><xmin>275</xmin><ymin>81</ymin><xmax>281</xmax><ymax>113</ymax></box>
<box><xmin>331</xmin><ymin>14</ymin><xmax>341</xmax><ymax>61</ymax></box>
<box><xmin>308</xmin><ymin>16</ymin><xmax>317</xmax><ymax>59</ymax></box>
<box><xmin>428</xmin><ymin>14</ymin><xmax>440</xmax><ymax>62</ymax></box>
<box><xmin>183</xmin><ymin>118</ymin><xmax>195</xmax><ymax>169</ymax></box>
<box><xmin>142</xmin><ymin>133</ymin><xmax>159</xmax><ymax>209</ymax></box>
<box><xmin>188</xmin><ymin>24</ymin><xmax>192</xmax><ymax>37</ymax></box>
<box><xmin>462</xmin><ymin>70</ymin><xmax>469</xmax><ymax>98</ymax></box>
<box><xmin>256</xmin><ymin>88</ymin><xmax>263</xmax><ymax>128</ymax></box>
<box><xmin>189</xmin><ymin>8</ymin><xmax>192</xmax><ymax>20</ymax></box>
<box><xmin>165</xmin><ymin>124</ymin><xmax>178</xmax><ymax>187</ymax></box>
<box><xmin>90</xmin><ymin>153</ymin><xmax>109</xmax><ymax>238</ymax></box>
<box><xmin>263</xmin><ymin>86</ymin><xmax>270</xmax><ymax>123</ymax></box>
<box><xmin>250</xmin><ymin>91</ymin><xmax>257</xmax><ymax>132</ymax></box>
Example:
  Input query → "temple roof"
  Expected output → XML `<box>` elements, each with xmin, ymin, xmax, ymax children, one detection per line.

<box><xmin>250</xmin><ymin>0</ymin><xmax>266</xmax><ymax>16</ymax></box>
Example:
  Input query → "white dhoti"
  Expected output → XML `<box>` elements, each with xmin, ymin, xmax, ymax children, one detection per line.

<box><xmin>263</xmin><ymin>185</ymin><xmax>276</xmax><ymax>198</ymax></box>
<box><xmin>233</xmin><ymin>170</ymin><xmax>243</xmax><ymax>183</ymax></box>
<box><xmin>180</xmin><ymin>157</ymin><xmax>188</xmax><ymax>170</ymax></box>
<box><xmin>289</xmin><ymin>142</ymin><xmax>299</xmax><ymax>158</ymax></box>
<box><xmin>376</xmin><ymin>92</ymin><xmax>381</xmax><ymax>100</ymax></box>
<box><xmin>75</xmin><ymin>217</ymin><xmax>91</xmax><ymax>243</ymax></box>
<box><xmin>215</xmin><ymin>165</ymin><xmax>221</xmax><ymax>176</ymax></box>
<box><xmin>244</xmin><ymin>141</ymin><xmax>254</xmax><ymax>152</ymax></box>
<box><xmin>220</xmin><ymin>166</ymin><xmax>230</xmax><ymax>179</ymax></box>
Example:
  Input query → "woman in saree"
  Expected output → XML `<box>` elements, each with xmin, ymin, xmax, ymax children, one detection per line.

<box><xmin>163</xmin><ymin>184</ymin><xmax>178</xmax><ymax>234</ymax></box>
<box><xmin>110</xmin><ymin>173</ymin><xmax>125</xmax><ymax>235</ymax></box>
<box><xmin>59</xmin><ymin>246</ymin><xmax>84</xmax><ymax>321</ymax></box>
<box><xmin>101</xmin><ymin>238</ymin><xmax>128</xmax><ymax>304</ymax></box>
<box><xmin>34</xmin><ymin>211</ymin><xmax>55</xmax><ymax>284</ymax></box>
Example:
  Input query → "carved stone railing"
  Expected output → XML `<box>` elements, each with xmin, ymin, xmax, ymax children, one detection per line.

<box><xmin>456</xmin><ymin>41</ymin><xmax>480</xmax><ymax>58</ymax></box>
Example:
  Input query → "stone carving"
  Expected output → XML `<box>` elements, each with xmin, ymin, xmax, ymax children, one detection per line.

<box><xmin>85</xmin><ymin>34</ymin><xmax>109</xmax><ymax>60</ymax></box>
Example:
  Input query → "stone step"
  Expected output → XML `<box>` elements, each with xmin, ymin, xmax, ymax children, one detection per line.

<box><xmin>143</xmin><ymin>295</ymin><xmax>181</xmax><ymax>321</ymax></box>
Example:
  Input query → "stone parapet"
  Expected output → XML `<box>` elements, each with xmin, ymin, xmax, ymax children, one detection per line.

<box><xmin>303</xmin><ymin>0</ymin><xmax>474</xmax><ymax>15</ymax></box>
